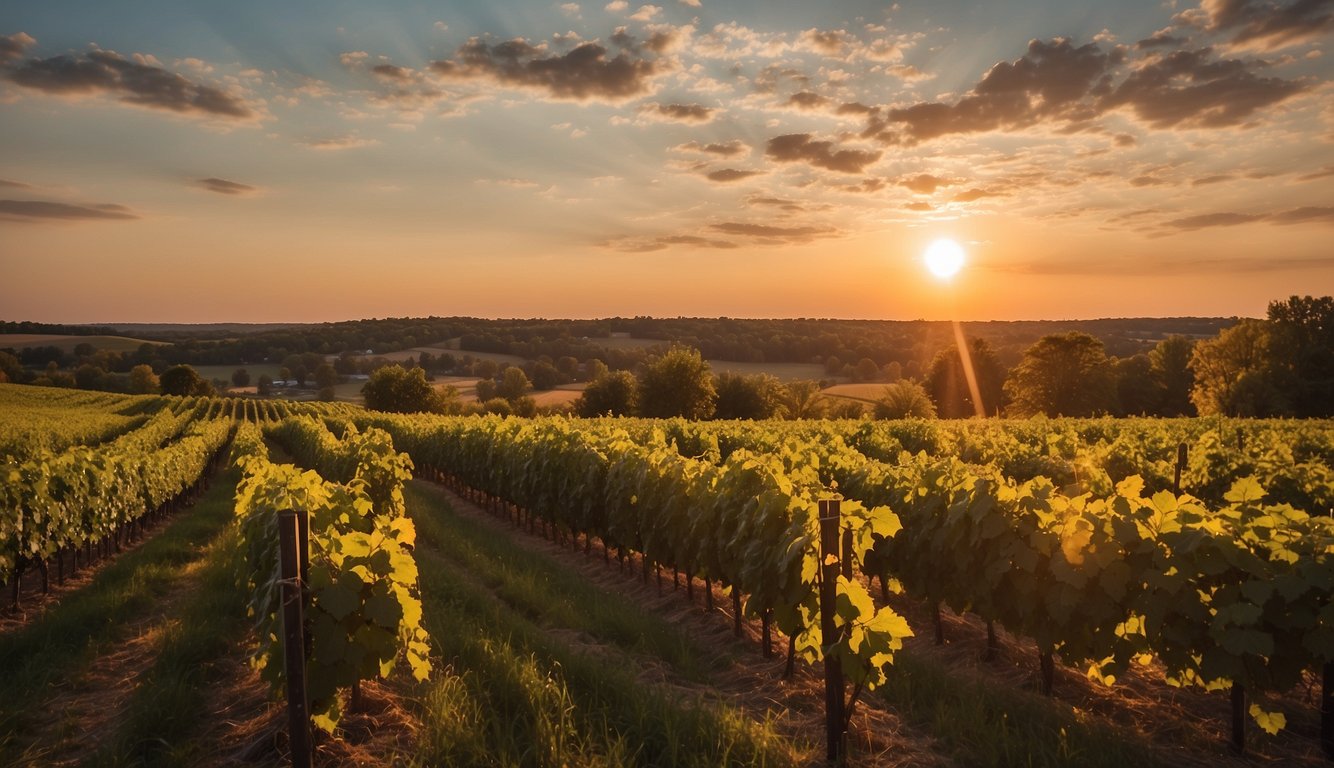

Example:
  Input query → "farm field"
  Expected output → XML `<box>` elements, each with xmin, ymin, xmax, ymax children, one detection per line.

<box><xmin>0</xmin><ymin>334</ymin><xmax>164</xmax><ymax>354</ymax></box>
<box><xmin>3</xmin><ymin>382</ymin><xmax>1331</xmax><ymax>766</ymax></box>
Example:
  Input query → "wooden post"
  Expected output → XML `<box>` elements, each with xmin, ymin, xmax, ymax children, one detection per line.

<box><xmin>1321</xmin><ymin>662</ymin><xmax>1333</xmax><ymax>759</ymax></box>
<box><xmin>1231</xmin><ymin>683</ymin><xmax>1245</xmax><ymax>753</ymax></box>
<box><xmin>1173</xmin><ymin>442</ymin><xmax>1187</xmax><ymax>495</ymax></box>
<box><xmin>277</xmin><ymin>510</ymin><xmax>313</xmax><ymax>768</ymax></box>
<box><xmin>819</xmin><ymin>498</ymin><xmax>846</xmax><ymax>765</ymax></box>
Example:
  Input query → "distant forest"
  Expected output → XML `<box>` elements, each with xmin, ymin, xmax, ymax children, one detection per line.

<box><xmin>0</xmin><ymin>315</ymin><xmax>1239</xmax><ymax>374</ymax></box>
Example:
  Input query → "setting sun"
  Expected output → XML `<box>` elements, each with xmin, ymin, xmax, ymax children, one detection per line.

<box><xmin>924</xmin><ymin>239</ymin><xmax>966</xmax><ymax>280</ymax></box>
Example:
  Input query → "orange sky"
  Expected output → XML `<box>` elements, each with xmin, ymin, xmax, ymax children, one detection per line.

<box><xmin>1</xmin><ymin>1</ymin><xmax>1331</xmax><ymax>322</ymax></box>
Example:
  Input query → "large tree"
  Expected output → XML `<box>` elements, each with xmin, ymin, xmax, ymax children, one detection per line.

<box><xmin>873</xmin><ymin>380</ymin><xmax>937</xmax><ymax>419</ymax></box>
<box><xmin>159</xmin><ymin>364</ymin><xmax>208</xmax><ymax>397</ymax></box>
<box><xmin>713</xmin><ymin>372</ymin><xmax>784</xmax><ymax>420</ymax></box>
<box><xmin>1268</xmin><ymin>295</ymin><xmax>1334</xmax><ymax>417</ymax></box>
<box><xmin>1149</xmin><ymin>335</ymin><xmax>1195</xmax><ymax>416</ymax></box>
<box><xmin>576</xmin><ymin>371</ymin><xmax>638</xmax><ymax>416</ymax></box>
<box><xmin>362</xmin><ymin>365</ymin><xmax>446</xmax><ymax>414</ymax></box>
<box><xmin>1189</xmin><ymin>319</ymin><xmax>1289</xmax><ymax>417</ymax></box>
<box><xmin>637</xmin><ymin>346</ymin><xmax>716</xmax><ymax>419</ymax></box>
<box><xmin>1003</xmin><ymin>332</ymin><xmax>1117</xmax><ymax>417</ymax></box>
<box><xmin>780</xmin><ymin>380</ymin><xmax>826</xmax><ymax>420</ymax></box>
<box><xmin>926</xmin><ymin>337</ymin><xmax>1005</xmax><ymax>418</ymax></box>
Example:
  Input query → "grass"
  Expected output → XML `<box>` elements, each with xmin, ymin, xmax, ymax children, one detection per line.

<box><xmin>0</xmin><ymin>467</ymin><xmax>241</xmax><ymax>765</ymax></box>
<box><xmin>404</xmin><ymin>481</ymin><xmax>800</xmax><ymax>767</ymax></box>
<box><xmin>89</xmin><ymin>466</ymin><xmax>252</xmax><ymax>767</ymax></box>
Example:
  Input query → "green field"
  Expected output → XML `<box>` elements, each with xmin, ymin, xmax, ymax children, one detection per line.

<box><xmin>0</xmin><ymin>334</ymin><xmax>165</xmax><ymax>354</ymax></box>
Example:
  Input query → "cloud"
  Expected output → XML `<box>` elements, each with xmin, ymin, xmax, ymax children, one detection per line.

<box><xmin>1270</xmin><ymin>205</ymin><xmax>1334</xmax><ymax>223</ymax></box>
<box><xmin>705</xmin><ymin>168</ymin><xmax>763</xmax><ymax>182</ymax></box>
<box><xmin>1137</xmin><ymin>28</ymin><xmax>1187</xmax><ymax>49</ymax></box>
<box><xmin>605</xmin><ymin>232</ymin><xmax>738</xmax><ymax>251</ymax></box>
<box><xmin>300</xmin><ymin>135</ymin><xmax>380</xmax><ymax>150</ymax></box>
<box><xmin>0</xmin><ymin>178</ymin><xmax>31</xmax><ymax>189</ymax></box>
<box><xmin>899</xmin><ymin>173</ymin><xmax>953</xmax><ymax>194</ymax></box>
<box><xmin>871</xmin><ymin>39</ymin><xmax>1118</xmax><ymax>144</ymax></box>
<box><xmin>710</xmin><ymin>221</ymin><xmax>838</xmax><ymax>242</ymax></box>
<box><xmin>560</xmin><ymin>3</ymin><xmax>581</xmax><ymax>16</ymax></box>
<box><xmin>3</xmin><ymin>45</ymin><xmax>255</xmax><ymax>119</ymax></box>
<box><xmin>638</xmin><ymin>101</ymin><xmax>714</xmax><ymax>122</ymax></box>
<box><xmin>679</xmin><ymin>0</ymin><xmax>702</xmax><ymax>6</ymax></box>
<box><xmin>430</xmin><ymin>37</ymin><xmax>668</xmax><ymax>103</ymax></box>
<box><xmin>674</xmin><ymin>139</ymin><xmax>748</xmax><ymax>156</ymax></box>
<box><xmin>0</xmin><ymin>32</ymin><xmax>35</xmax><ymax>63</ymax></box>
<box><xmin>371</xmin><ymin>63</ymin><xmax>412</xmax><ymax>80</ymax></box>
<box><xmin>952</xmin><ymin>187</ymin><xmax>1006</xmax><ymax>202</ymax></box>
<box><xmin>1157</xmin><ymin>206</ymin><xmax>1334</xmax><ymax>231</ymax></box>
<box><xmin>1296</xmin><ymin>166</ymin><xmax>1334</xmax><ymax>181</ymax></box>
<box><xmin>605</xmin><ymin>0</ymin><xmax>628</xmax><ymax>10</ymax></box>
<box><xmin>798</xmin><ymin>28</ymin><xmax>849</xmax><ymax>56</ymax></box>
<box><xmin>1175</xmin><ymin>0</ymin><xmax>1334</xmax><ymax>51</ymax></box>
<box><xmin>1193</xmin><ymin>173</ymin><xmax>1236</xmax><ymax>185</ymax></box>
<box><xmin>785</xmin><ymin>91</ymin><xmax>828</xmax><ymax>110</ymax></box>
<box><xmin>629</xmin><ymin>5</ymin><xmax>662</xmax><ymax>22</ymax></box>
<box><xmin>765</xmin><ymin>133</ymin><xmax>881</xmax><ymax>174</ymax></box>
<box><xmin>0</xmin><ymin>199</ymin><xmax>138</xmax><ymax>222</ymax></box>
<box><xmin>1103</xmin><ymin>47</ymin><xmax>1307</xmax><ymax>129</ymax></box>
<box><xmin>197</xmin><ymin>177</ymin><xmax>256</xmax><ymax>195</ymax></box>
<box><xmin>867</xmin><ymin>37</ymin><xmax>1308</xmax><ymax>144</ymax></box>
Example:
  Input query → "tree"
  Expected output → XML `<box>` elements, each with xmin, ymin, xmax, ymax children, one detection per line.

<box><xmin>257</xmin><ymin>374</ymin><xmax>273</xmax><ymax>396</ymax></box>
<box><xmin>1112</xmin><ymin>354</ymin><xmax>1159</xmax><ymax>416</ymax></box>
<box><xmin>926</xmin><ymin>338</ymin><xmax>1005</xmax><ymax>418</ymax></box>
<box><xmin>1003</xmin><ymin>332</ymin><xmax>1117</xmax><ymax>417</ymax></box>
<box><xmin>637</xmin><ymin>346</ymin><xmax>716</xmax><ymax>419</ymax></box>
<box><xmin>318</xmin><ymin>385</ymin><xmax>337</xmax><ymax>402</ymax></box>
<box><xmin>159</xmin><ymin>365</ymin><xmax>207</xmax><ymax>397</ymax></box>
<box><xmin>496</xmin><ymin>367</ymin><xmax>533</xmax><ymax>401</ymax></box>
<box><xmin>0</xmin><ymin>351</ymin><xmax>22</xmax><ymax>383</ymax></box>
<box><xmin>1149</xmin><ymin>336</ymin><xmax>1195</xmax><ymax>416</ymax></box>
<box><xmin>853</xmin><ymin>357</ymin><xmax>880</xmax><ymax>383</ymax></box>
<box><xmin>1268</xmin><ymin>295</ymin><xmax>1334</xmax><ymax>416</ymax></box>
<box><xmin>713</xmin><ymin>372</ymin><xmax>784</xmax><ymax>420</ymax></box>
<box><xmin>874</xmin><ymin>380</ymin><xmax>937</xmax><ymax>419</ymax></box>
<box><xmin>232</xmin><ymin>368</ymin><xmax>251</xmax><ymax>388</ymax></box>
<box><xmin>780</xmin><ymin>380</ymin><xmax>826</xmax><ymax>420</ymax></box>
<box><xmin>584</xmin><ymin>358</ymin><xmax>609</xmax><ymax>382</ymax></box>
<box><xmin>1189</xmin><ymin>319</ymin><xmax>1289</xmax><ymax>416</ymax></box>
<box><xmin>827</xmin><ymin>399</ymin><xmax>866</xmax><ymax>419</ymax></box>
<box><xmin>528</xmin><ymin>361</ymin><xmax>561</xmax><ymax>391</ymax></box>
<box><xmin>362</xmin><ymin>365</ymin><xmax>446</xmax><ymax>413</ymax></box>
<box><xmin>475</xmin><ymin>379</ymin><xmax>498</xmax><ymax>402</ymax></box>
<box><xmin>576</xmin><ymin>371</ymin><xmax>639</xmax><ymax>416</ymax></box>
<box><xmin>314</xmin><ymin>363</ymin><xmax>339</xmax><ymax>389</ymax></box>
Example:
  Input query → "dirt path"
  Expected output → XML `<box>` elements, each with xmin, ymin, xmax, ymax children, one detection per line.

<box><xmin>411</xmin><ymin>478</ymin><xmax>951</xmax><ymax>768</ymax></box>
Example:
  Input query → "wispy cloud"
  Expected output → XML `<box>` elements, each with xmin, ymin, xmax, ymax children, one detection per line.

<box><xmin>196</xmin><ymin>177</ymin><xmax>257</xmax><ymax>195</ymax></box>
<box><xmin>637</xmin><ymin>101</ymin><xmax>714</xmax><ymax>123</ymax></box>
<box><xmin>2</xmin><ymin>36</ymin><xmax>256</xmax><ymax>120</ymax></box>
<box><xmin>0</xmin><ymin>199</ymin><xmax>138</xmax><ymax>222</ymax></box>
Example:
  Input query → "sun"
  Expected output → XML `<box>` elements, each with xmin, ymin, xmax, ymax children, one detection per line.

<box><xmin>923</xmin><ymin>238</ymin><xmax>965</xmax><ymax>280</ymax></box>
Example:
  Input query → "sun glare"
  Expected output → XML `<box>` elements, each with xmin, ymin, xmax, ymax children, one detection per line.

<box><xmin>924</xmin><ymin>239</ymin><xmax>966</xmax><ymax>280</ymax></box>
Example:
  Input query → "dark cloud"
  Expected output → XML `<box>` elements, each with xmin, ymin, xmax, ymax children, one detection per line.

<box><xmin>1270</xmin><ymin>205</ymin><xmax>1334</xmax><ymax>223</ymax></box>
<box><xmin>639</xmin><ymin>102</ymin><xmax>714</xmax><ymax>122</ymax></box>
<box><xmin>840</xmin><ymin>178</ymin><xmax>888</xmax><ymax>193</ymax></box>
<box><xmin>1137</xmin><ymin>29</ymin><xmax>1187</xmax><ymax>49</ymax></box>
<box><xmin>430</xmin><ymin>37</ymin><xmax>666</xmax><ymax>102</ymax></box>
<box><xmin>371</xmin><ymin>63</ymin><xmax>412</xmax><ymax>80</ymax></box>
<box><xmin>0</xmin><ymin>32</ymin><xmax>35</xmax><ymax>63</ymax></box>
<box><xmin>867</xmin><ymin>37</ymin><xmax>1306</xmax><ymax>144</ymax></box>
<box><xmin>745</xmin><ymin>195</ymin><xmax>809</xmax><ymax>212</ymax></box>
<box><xmin>197</xmin><ymin>177</ymin><xmax>256</xmax><ymax>195</ymax></box>
<box><xmin>765</xmin><ymin>133</ymin><xmax>881</xmax><ymax>174</ymax></box>
<box><xmin>710</xmin><ymin>221</ymin><xmax>838</xmax><ymax>242</ymax></box>
<box><xmin>872</xmin><ymin>39</ymin><xmax>1117</xmax><ymax>144</ymax></box>
<box><xmin>1103</xmin><ymin>47</ymin><xmax>1306</xmax><ymax>129</ymax></box>
<box><xmin>1177</xmin><ymin>0</ymin><xmax>1334</xmax><ymax>51</ymax></box>
<box><xmin>836</xmin><ymin>102</ymin><xmax>877</xmax><ymax>115</ymax></box>
<box><xmin>786</xmin><ymin>91</ymin><xmax>828</xmax><ymax>110</ymax></box>
<box><xmin>1162</xmin><ymin>211</ymin><xmax>1266</xmax><ymax>229</ymax></box>
<box><xmin>606</xmin><ymin>233</ymin><xmax>739</xmax><ymax>252</ymax></box>
<box><xmin>4</xmin><ymin>47</ymin><xmax>254</xmax><ymax>119</ymax></box>
<box><xmin>1114</xmin><ymin>133</ymin><xmax>1137</xmax><ymax>146</ymax></box>
<box><xmin>0</xmin><ymin>178</ymin><xmax>31</xmax><ymax>189</ymax></box>
<box><xmin>1193</xmin><ymin>174</ymin><xmax>1236</xmax><ymax>185</ymax></box>
<box><xmin>1130</xmin><ymin>175</ymin><xmax>1170</xmax><ymax>187</ymax></box>
<box><xmin>705</xmin><ymin>168</ymin><xmax>763</xmax><ymax>182</ymax></box>
<box><xmin>656</xmin><ymin>235</ymin><xmax>740</xmax><ymax>248</ymax></box>
<box><xmin>676</xmin><ymin>139</ymin><xmax>749</xmax><ymax>157</ymax></box>
<box><xmin>0</xmin><ymin>199</ymin><xmax>138</xmax><ymax>222</ymax></box>
<box><xmin>899</xmin><ymin>173</ymin><xmax>952</xmax><ymax>194</ymax></box>
<box><xmin>904</xmin><ymin>201</ymin><xmax>934</xmax><ymax>211</ymax></box>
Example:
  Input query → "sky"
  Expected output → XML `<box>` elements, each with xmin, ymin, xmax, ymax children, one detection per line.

<box><xmin>0</xmin><ymin>0</ymin><xmax>1331</xmax><ymax>323</ymax></box>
